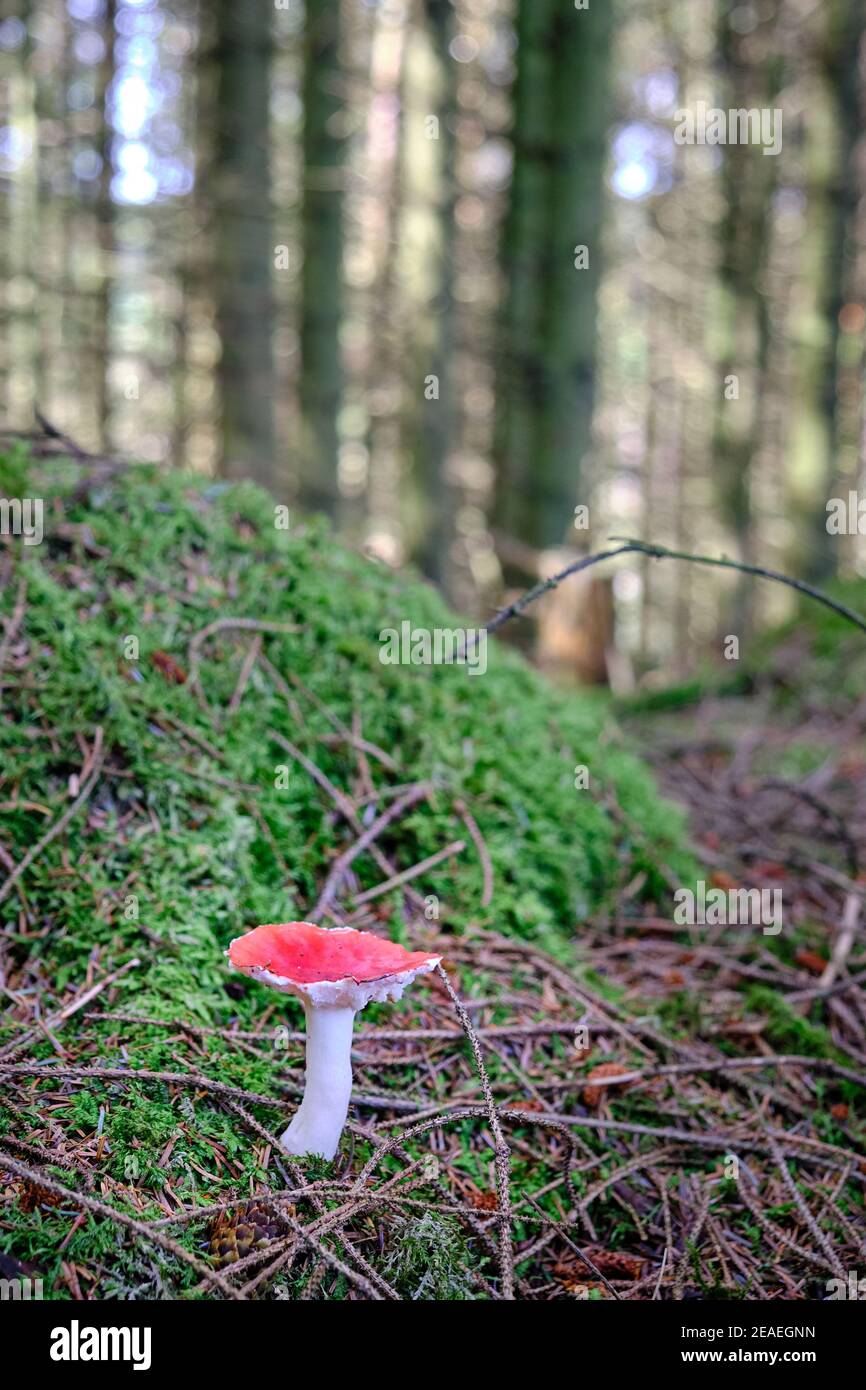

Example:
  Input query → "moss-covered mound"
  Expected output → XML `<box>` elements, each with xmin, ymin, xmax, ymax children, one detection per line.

<box><xmin>0</xmin><ymin>452</ymin><xmax>688</xmax><ymax>1022</ymax></box>
<box><xmin>2</xmin><ymin>452</ymin><xmax>863</xmax><ymax>1304</ymax></box>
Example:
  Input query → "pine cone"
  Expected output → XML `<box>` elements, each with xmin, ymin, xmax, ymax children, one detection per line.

<box><xmin>209</xmin><ymin>1198</ymin><xmax>283</xmax><ymax>1270</ymax></box>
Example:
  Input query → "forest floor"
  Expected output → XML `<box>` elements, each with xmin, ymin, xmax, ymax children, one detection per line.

<box><xmin>0</xmin><ymin>439</ymin><xmax>864</xmax><ymax>1300</ymax></box>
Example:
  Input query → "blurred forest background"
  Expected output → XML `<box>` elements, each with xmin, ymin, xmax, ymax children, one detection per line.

<box><xmin>0</xmin><ymin>0</ymin><xmax>864</xmax><ymax>680</ymax></box>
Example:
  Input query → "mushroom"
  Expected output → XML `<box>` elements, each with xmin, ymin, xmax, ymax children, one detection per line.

<box><xmin>228</xmin><ymin>921</ymin><xmax>440</xmax><ymax>1160</ymax></box>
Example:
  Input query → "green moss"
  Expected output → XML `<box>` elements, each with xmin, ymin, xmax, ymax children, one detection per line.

<box><xmin>381</xmin><ymin>1211</ymin><xmax>484</xmax><ymax>1298</ymax></box>
<box><xmin>0</xmin><ymin>452</ymin><xmax>699</xmax><ymax>1298</ymax></box>
<box><xmin>0</xmin><ymin>455</ymin><xmax>692</xmax><ymax>1030</ymax></box>
<box><xmin>745</xmin><ymin>986</ymin><xmax>833</xmax><ymax>1057</ymax></box>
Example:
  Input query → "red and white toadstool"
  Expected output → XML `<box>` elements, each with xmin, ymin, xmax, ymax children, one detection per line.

<box><xmin>228</xmin><ymin>921</ymin><xmax>440</xmax><ymax>1160</ymax></box>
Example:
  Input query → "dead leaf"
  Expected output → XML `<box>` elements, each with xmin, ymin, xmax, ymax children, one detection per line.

<box><xmin>541</xmin><ymin>977</ymin><xmax>561</xmax><ymax>1012</ymax></box>
<box><xmin>556</xmin><ymin>1247</ymin><xmax>645</xmax><ymax>1280</ymax></box>
<box><xmin>751</xmin><ymin>860</ymin><xmax>788</xmax><ymax>880</ymax></box>
<box><xmin>795</xmin><ymin>949</ymin><xmax>828</xmax><ymax>976</ymax></box>
<box><xmin>18</xmin><ymin>1180</ymin><xmax>63</xmax><ymax>1214</ymax></box>
<box><xmin>582</xmin><ymin>1062</ymin><xmax>634</xmax><ymax>1107</ymax></box>
<box><xmin>710</xmin><ymin>870</ymin><xmax>738</xmax><ymax>891</ymax></box>
<box><xmin>469</xmin><ymin>1190</ymin><xmax>499</xmax><ymax>1211</ymax></box>
<box><xmin>151</xmin><ymin>650</ymin><xmax>187</xmax><ymax>685</ymax></box>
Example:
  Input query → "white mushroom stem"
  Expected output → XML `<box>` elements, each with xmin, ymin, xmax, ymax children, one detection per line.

<box><xmin>280</xmin><ymin>1004</ymin><xmax>355</xmax><ymax>1161</ymax></box>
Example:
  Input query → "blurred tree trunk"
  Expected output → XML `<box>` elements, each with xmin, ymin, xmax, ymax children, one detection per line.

<box><xmin>8</xmin><ymin>0</ymin><xmax>38</xmax><ymax>426</ymax></box>
<box><xmin>95</xmin><ymin>0</ymin><xmax>115</xmax><ymax>450</ymax></box>
<box><xmin>816</xmin><ymin>0</ymin><xmax>866</xmax><ymax>576</ymax></box>
<box><xmin>358</xmin><ymin>3</ymin><xmax>410</xmax><ymax>557</ymax></box>
<box><xmin>213</xmin><ymin>0</ymin><xmax>277</xmax><ymax>490</ymax></box>
<box><xmin>713</xmin><ymin>2</ymin><xmax>780</xmax><ymax>625</ymax></box>
<box><xmin>416</xmin><ymin>0</ymin><xmax>457</xmax><ymax>583</ymax></box>
<box><xmin>299</xmin><ymin>0</ymin><xmax>344</xmax><ymax>517</ymax></box>
<box><xmin>495</xmin><ymin>0</ymin><xmax>612</xmax><ymax>555</ymax></box>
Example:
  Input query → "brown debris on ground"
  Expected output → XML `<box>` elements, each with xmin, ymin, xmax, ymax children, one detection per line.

<box><xmin>1</xmin><ymin>892</ymin><xmax>864</xmax><ymax>1297</ymax></box>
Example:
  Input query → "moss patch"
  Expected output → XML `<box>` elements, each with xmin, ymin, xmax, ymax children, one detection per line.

<box><xmin>0</xmin><ymin>455</ymin><xmax>690</xmax><ymax>1028</ymax></box>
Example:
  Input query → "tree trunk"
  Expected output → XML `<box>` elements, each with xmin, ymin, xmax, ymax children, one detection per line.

<box><xmin>495</xmin><ymin>0</ymin><xmax>612</xmax><ymax>554</ymax></box>
<box><xmin>817</xmin><ymin>0</ymin><xmax>866</xmax><ymax>577</ymax></box>
<box><xmin>713</xmin><ymin>2</ymin><xmax>780</xmax><ymax>624</ymax></box>
<box><xmin>299</xmin><ymin>0</ymin><xmax>345</xmax><ymax>517</ymax></box>
<box><xmin>95</xmin><ymin>0</ymin><xmax>116</xmax><ymax>450</ymax></box>
<box><xmin>213</xmin><ymin>0</ymin><xmax>277</xmax><ymax>490</ymax></box>
<box><xmin>415</xmin><ymin>0</ymin><xmax>457</xmax><ymax>583</ymax></box>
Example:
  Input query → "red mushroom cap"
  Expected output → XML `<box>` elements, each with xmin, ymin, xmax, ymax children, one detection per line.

<box><xmin>227</xmin><ymin>921</ymin><xmax>441</xmax><ymax>1009</ymax></box>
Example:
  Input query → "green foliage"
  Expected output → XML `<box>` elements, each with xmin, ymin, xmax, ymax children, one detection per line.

<box><xmin>107</xmin><ymin>1090</ymin><xmax>178</xmax><ymax>1186</ymax></box>
<box><xmin>381</xmin><ymin>1211</ymin><xmax>483</xmax><ymax>1299</ymax></box>
<box><xmin>0</xmin><ymin>441</ymin><xmax>31</xmax><ymax>497</ymax></box>
<box><xmin>745</xmin><ymin>985</ymin><xmax>833</xmax><ymax>1057</ymax></box>
<box><xmin>615</xmin><ymin>669</ymin><xmax>752</xmax><ymax>715</ymax></box>
<box><xmin>748</xmin><ymin>576</ymin><xmax>866</xmax><ymax>705</ymax></box>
